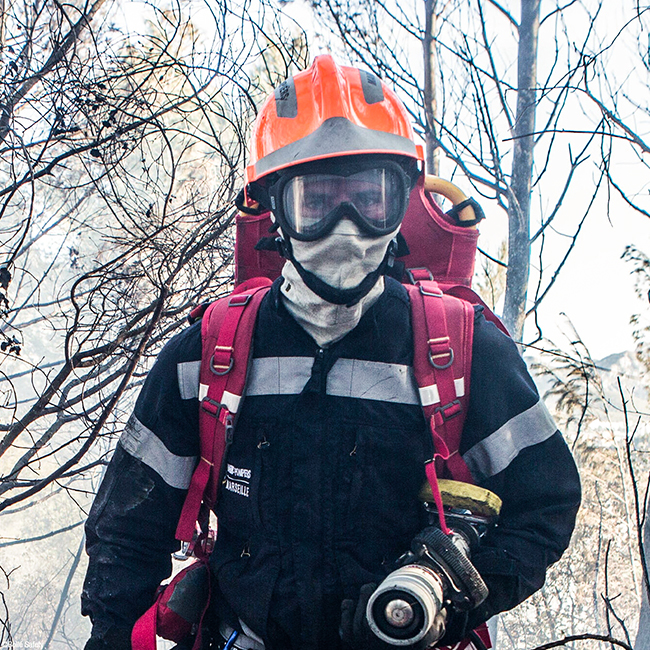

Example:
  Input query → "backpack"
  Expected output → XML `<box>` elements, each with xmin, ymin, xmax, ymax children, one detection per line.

<box><xmin>132</xmin><ymin>174</ymin><xmax>504</xmax><ymax>650</ymax></box>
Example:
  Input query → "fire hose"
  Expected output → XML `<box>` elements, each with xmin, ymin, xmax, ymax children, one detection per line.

<box><xmin>365</xmin><ymin>480</ymin><xmax>502</xmax><ymax>649</ymax></box>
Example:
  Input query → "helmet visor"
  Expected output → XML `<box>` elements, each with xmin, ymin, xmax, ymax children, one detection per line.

<box><xmin>276</xmin><ymin>163</ymin><xmax>409</xmax><ymax>240</ymax></box>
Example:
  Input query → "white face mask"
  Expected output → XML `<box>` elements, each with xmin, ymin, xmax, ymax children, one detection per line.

<box><xmin>280</xmin><ymin>220</ymin><xmax>397</xmax><ymax>347</ymax></box>
<box><xmin>289</xmin><ymin>219</ymin><xmax>396</xmax><ymax>290</ymax></box>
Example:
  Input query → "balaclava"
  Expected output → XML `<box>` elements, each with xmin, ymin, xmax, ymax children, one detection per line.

<box><xmin>280</xmin><ymin>219</ymin><xmax>397</xmax><ymax>347</ymax></box>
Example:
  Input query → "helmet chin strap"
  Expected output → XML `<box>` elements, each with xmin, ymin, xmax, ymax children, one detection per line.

<box><xmin>277</xmin><ymin>237</ymin><xmax>397</xmax><ymax>308</ymax></box>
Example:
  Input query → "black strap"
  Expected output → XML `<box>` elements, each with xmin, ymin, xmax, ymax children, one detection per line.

<box><xmin>385</xmin><ymin>258</ymin><xmax>405</xmax><ymax>281</ymax></box>
<box><xmin>394</xmin><ymin>230</ymin><xmax>410</xmax><ymax>257</ymax></box>
<box><xmin>302</xmin><ymin>347</ymin><xmax>339</xmax><ymax>394</ymax></box>
<box><xmin>234</xmin><ymin>187</ymin><xmax>267</xmax><ymax>216</ymax></box>
<box><xmin>254</xmin><ymin>236</ymin><xmax>281</xmax><ymax>252</ymax></box>
<box><xmin>245</xmin><ymin>182</ymin><xmax>273</xmax><ymax>211</ymax></box>
<box><xmin>445</xmin><ymin>197</ymin><xmax>486</xmax><ymax>227</ymax></box>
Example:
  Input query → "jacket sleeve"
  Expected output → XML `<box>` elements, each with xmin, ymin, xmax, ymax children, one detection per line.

<box><xmin>81</xmin><ymin>321</ymin><xmax>202</xmax><ymax>640</ymax></box>
<box><xmin>459</xmin><ymin>310</ymin><xmax>581</xmax><ymax>631</ymax></box>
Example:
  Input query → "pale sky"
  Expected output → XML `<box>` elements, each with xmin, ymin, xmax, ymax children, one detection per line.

<box><xmin>115</xmin><ymin>0</ymin><xmax>650</xmax><ymax>360</ymax></box>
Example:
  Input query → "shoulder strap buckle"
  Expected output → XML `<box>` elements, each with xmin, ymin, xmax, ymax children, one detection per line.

<box><xmin>434</xmin><ymin>399</ymin><xmax>462</xmax><ymax>424</ymax></box>
<box><xmin>229</xmin><ymin>293</ymin><xmax>253</xmax><ymax>307</ymax></box>
<box><xmin>200</xmin><ymin>396</ymin><xmax>227</xmax><ymax>418</ymax></box>
<box><xmin>420</xmin><ymin>283</ymin><xmax>443</xmax><ymax>298</ymax></box>
<box><xmin>406</xmin><ymin>267</ymin><xmax>434</xmax><ymax>284</ymax></box>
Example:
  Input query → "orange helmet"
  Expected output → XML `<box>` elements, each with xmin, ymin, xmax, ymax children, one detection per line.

<box><xmin>246</xmin><ymin>55</ymin><xmax>424</xmax><ymax>184</ymax></box>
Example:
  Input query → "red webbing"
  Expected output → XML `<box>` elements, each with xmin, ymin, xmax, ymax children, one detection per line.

<box><xmin>175</xmin><ymin>294</ymin><xmax>239</xmax><ymax>542</ymax></box>
<box><xmin>203</xmin><ymin>284</ymin><xmax>270</xmax><ymax>506</ymax></box>
<box><xmin>176</xmin><ymin>280</ymin><xmax>271</xmax><ymax>542</ymax></box>
<box><xmin>406</xmin><ymin>281</ymin><xmax>476</xmax><ymax>532</ymax></box>
<box><xmin>419</xmin><ymin>281</ymin><xmax>474</xmax><ymax>484</ymax></box>
<box><xmin>425</xmin><ymin>461</ymin><xmax>451</xmax><ymax>536</ymax></box>
<box><xmin>406</xmin><ymin>283</ymin><xmax>436</xmax><ymax>396</ymax></box>
<box><xmin>131</xmin><ymin>597</ymin><xmax>158</xmax><ymax>650</ymax></box>
<box><xmin>176</xmin><ymin>456</ymin><xmax>212</xmax><ymax>542</ymax></box>
<box><xmin>418</xmin><ymin>280</ymin><xmax>456</xmax><ymax>419</ymax></box>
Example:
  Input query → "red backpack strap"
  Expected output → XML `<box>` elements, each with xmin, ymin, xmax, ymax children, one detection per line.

<box><xmin>131</xmin><ymin>597</ymin><xmax>159</xmax><ymax>650</ymax></box>
<box><xmin>132</xmin><ymin>560</ymin><xmax>211</xmax><ymax>650</ymax></box>
<box><xmin>443</xmin><ymin>284</ymin><xmax>509</xmax><ymax>336</ymax></box>
<box><xmin>406</xmin><ymin>280</ymin><xmax>475</xmax><ymax>531</ymax></box>
<box><xmin>176</xmin><ymin>278</ymin><xmax>272</xmax><ymax>542</ymax></box>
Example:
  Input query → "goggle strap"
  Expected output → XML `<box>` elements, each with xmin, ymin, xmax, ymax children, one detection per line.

<box><xmin>235</xmin><ymin>188</ymin><xmax>266</xmax><ymax>216</ymax></box>
<box><xmin>246</xmin><ymin>182</ymin><xmax>273</xmax><ymax>211</ymax></box>
<box><xmin>393</xmin><ymin>231</ymin><xmax>410</xmax><ymax>258</ymax></box>
<box><xmin>254</xmin><ymin>236</ymin><xmax>280</xmax><ymax>252</ymax></box>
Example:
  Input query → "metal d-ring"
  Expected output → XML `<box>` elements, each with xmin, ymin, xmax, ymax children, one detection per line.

<box><xmin>210</xmin><ymin>355</ymin><xmax>234</xmax><ymax>376</ymax></box>
<box><xmin>429</xmin><ymin>348</ymin><xmax>454</xmax><ymax>370</ymax></box>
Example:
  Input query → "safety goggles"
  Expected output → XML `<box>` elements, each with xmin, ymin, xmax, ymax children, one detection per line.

<box><xmin>267</xmin><ymin>161</ymin><xmax>411</xmax><ymax>241</ymax></box>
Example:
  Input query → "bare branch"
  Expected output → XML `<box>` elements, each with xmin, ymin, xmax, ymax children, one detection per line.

<box><xmin>0</xmin><ymin>520</ymin><xmax>84</xmax><ymax>548</ymax></box>
<box><xmin>0</xmin><ymin>0</ymin><xmax>110</xmax><ymax>146</ymax></box>
<box><xmin>484</xmin><ymin>0</ymin><xmax>518</xmax><ymax>29</ymax></box>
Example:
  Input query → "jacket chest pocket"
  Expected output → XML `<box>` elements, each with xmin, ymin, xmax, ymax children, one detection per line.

<box><xmin>343</xmin><ymin>424</ymin><xmax>427</xmax><ymax>545</ymax></box>
<box><xmin>251</xmin><ymin>434</ymin><xmax>274</xmax><ymax>529</ymax></box>
<box><xmin>217</xmin><ymin>428</ymin><xmax>276</xmax><ymax>536</ymax></box>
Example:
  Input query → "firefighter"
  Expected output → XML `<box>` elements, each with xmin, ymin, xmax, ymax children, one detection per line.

<box><xmin>82</xmin><ymin>55</ymin><xmax>581</xmax><ymax>650</ymax></box>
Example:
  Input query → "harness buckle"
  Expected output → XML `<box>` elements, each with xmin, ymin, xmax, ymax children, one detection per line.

<box><xmin>429</xmin><ymin>348</ymin><xmax>454</xmax><ymax>370</ymax></box>
<box><xmin>229</xmin><ymin>293</ymin><xmax>252</xmax><ymax>307</ymax></box>
<box><xmin>435</xmin><ymin>399</ymin><xmax>462</xmax><ymax>423</ymax></box>
<box><xmin>419</xmin><ymin>284</ymin><xmax>443</xmax><ymax>298</ymax></box>
<box><xmin>173</xmin><ymin>540</ymin><xmax>193</xmax><ymax>561</ymax></box>
<box><xmin>210</xmin><ymin>355</ymin><xmax>234</xmax><ymax>375</ymax></box>
<box><xmin>173</xmin><ymin>521</ymin><xmax>202</xmax><ymax>560</ymax></box>
<box><xmin>201</xmin><ymin>396</ymin><xmax>226</xmax><ymax>418</ymax></box>
<box><xmin>406</xmin><ymin>267</ymin><xmax>434</xmax><ymax>284</ymax></box>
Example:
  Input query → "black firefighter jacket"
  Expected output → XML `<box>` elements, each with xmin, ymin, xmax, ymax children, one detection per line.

<box><xmin>82</xmin><ymin>278</ymin><xmax>581</xmax><ymax>649</ymax></box>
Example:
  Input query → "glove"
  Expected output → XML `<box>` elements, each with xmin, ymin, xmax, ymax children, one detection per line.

<box><xmin>433</xmin><ymin>607</ymin><xmax>469</xmax><ymax>647</ymax></box>
<box><xmin>340</xmin><ymin>583</ymin><xmax>396</xmax><ymax>650</ymax></box>
<box><xmin>84</xmin><ymin>626</ymin><xmax>132</xmax><ymax>650</ymax></box>
<box><xmin>435</xmin><ymin>546</ymin><xmax>517</xmax><ymax>646</ymax></box>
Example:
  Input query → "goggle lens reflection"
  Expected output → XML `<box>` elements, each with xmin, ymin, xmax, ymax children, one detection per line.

<box><xmin>282</xmin><ymin>167</ymin><xmax>405</xmax><ymax>237</ymax></box>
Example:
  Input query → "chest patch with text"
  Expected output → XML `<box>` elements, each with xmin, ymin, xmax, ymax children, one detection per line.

<box><xmin>224</xmin><ymin>463</ymin><xmax>252</xmax><ymax>497</ymax></box>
